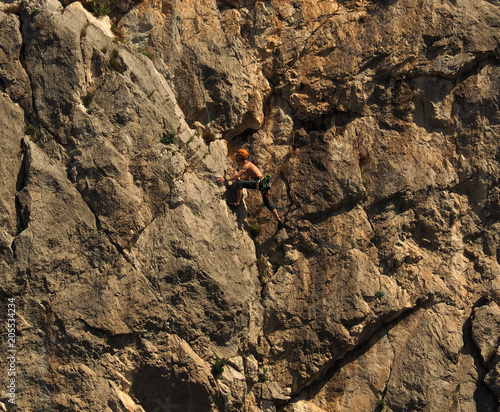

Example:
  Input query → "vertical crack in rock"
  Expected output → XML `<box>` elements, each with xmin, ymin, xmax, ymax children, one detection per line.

<box><xmin>463</xmin><ymin>298</ymin><xmax>499</xmax><ymax>409</ymax></box>
<box><xmin>14</xmin><ymin>145</ymin><xmax>29</xmax><ymax>240</ymax></box>
<box><xmin>282</xmin><ymin>297</ymin><xmax>433</xmax><ymax>409</ymax></box>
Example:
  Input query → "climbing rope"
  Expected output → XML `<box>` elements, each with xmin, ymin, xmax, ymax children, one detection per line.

<box><xmin>192</xmin><ymin>0</ymin><xmax>233</xmax><ymax>167</ymax></box>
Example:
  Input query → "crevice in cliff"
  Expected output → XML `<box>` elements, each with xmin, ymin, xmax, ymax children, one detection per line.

<box><xmin>374</xmin><ymin>331</ymin><xmax>399</xmax><ymax>411</ymax></box>
<box><xmin>276</xmin><ymin>151</ymin><xmax>297</xmax><ymax>225</ymax></box>
<box><xmin>461</xmin><ymin>298</ymin><xmax>499</xmax><ymax>409</ymax></box>
<box><xmin>18</xmin><ymin>6</ymin><xmax>40</xmax><ymax>123</ymax></box>
<box><xmin>78</xmin><ymin>316</ymin><xmax>138</xmax><ymax>341</ymax></box>
<box><xmin>93</xmin><ymin>208</ymin><xmax>138</xmax><ymax>269</ymax></box>
<box><xmin>300</xmin><ymin>194</ymin><xmax>366</xmax><ymax>227</ymax></box>
<box><xmin>6</xmin><ymin>8</ymin><xmax>40</xmax><ymax>182</ymax></box>
<box><xmin>280</xmin><ymin>296</ymin><xmax>435</xmax><ymax>409</ymax></box>
<box><xmin>14</xmin><ymin>144</ymin><xmax>29</xmax><ymax>237</ymax></box>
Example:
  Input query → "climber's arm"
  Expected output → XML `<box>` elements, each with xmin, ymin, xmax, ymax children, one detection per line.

<box><xmin>217</xmin><ymin>165</ymin><xmax>247</xmax><ymax>183</ymax></box>
<box><xmin>225</xmin><ymin>168</ymin><xmax>246</xmax><ymax>181</ymax></box>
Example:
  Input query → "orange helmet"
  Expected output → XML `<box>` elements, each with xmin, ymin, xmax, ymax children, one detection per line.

<box><xmin>236</xmin><ymin>149</ymin><xmax>249</xmax><ymax>159</ymax></box>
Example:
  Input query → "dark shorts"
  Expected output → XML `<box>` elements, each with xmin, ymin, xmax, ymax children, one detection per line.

<box><xmin>237</xmin><ymin>180</ymin><xmax>276</xmax><ymax>211</ymax></box>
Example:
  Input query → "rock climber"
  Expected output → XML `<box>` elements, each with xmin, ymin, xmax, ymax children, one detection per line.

<box><xmin>217</xmin><ymin>148</ymin><xmax>283</xmax><ymax>229</ymax></box>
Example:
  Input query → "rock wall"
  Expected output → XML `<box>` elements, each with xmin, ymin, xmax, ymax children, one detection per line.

<box><xmin>0</xmin><ymin>0</ymin><xmax>499</xmax><ymax>411</ymax></box>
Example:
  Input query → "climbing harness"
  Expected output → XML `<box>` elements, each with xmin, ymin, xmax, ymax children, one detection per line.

<box><xmin>259</xmin><ymin>175</ymin><xmax>272</xmax><ymax>194</ymax></box>
<box><xmin>192</xmin><ymin>0</ymin><xmax>233</xmax><ymax>167</ymax></box>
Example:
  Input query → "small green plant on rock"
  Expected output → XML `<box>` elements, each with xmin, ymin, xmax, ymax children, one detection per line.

<box><xmin>375</xmin><ymin>290</ymin><xmax>384</xmax><ymax>299</ymax></box>
<box><xmin>249</xmin><ymin>221</ymin><xmax>262</xmax><ymax>238</ymax></box>
<box><xmin>25</xmin><ymin>124</ymin><xmax>37</xmax><ymax>136</ymax></box>
<box><xmin>376</xmin><ymin>397</ymin><xmax>386</xmax><ymax>408</ymax></box>
<box><xmin>259</xmin><ymin>367</ymin><xmax>269</xmax><ymax>383</ymax></box>
<box><xmin>212</xmin><ymin>357</ymin><xmax>228</xmax><ymax>376</ymax></box>
<box><xmin>142</xmin><ymin>50</ymin><xmax>153</xmax><ymax>60</ymax></box>
<box><xmin>81</xmin><ymin>91</ymin><xmax>94</xmax><ymax>108</ymax></box>
<box><xmin>111</xmin><ymin>23</ymin><xmax>125</xmax><ymax>43</ymax></box>
<box><xmin>270</xmin><ymin>258</ymin><xmax>281</xmax><ymax>274</ymax></box>
<box><xmin>161</xmin><ymin>132</ymin><xmax>175</xmax><ymax>145</ymax></box>
<box><xmin>186</xmin><ymin>135</ymin><xmax>195</xmax><ymax>145</ymax></box>
<box><xmin>91</xmin><ymin>1</ymin><xmax>111</xmax><ymax>17</ymax></box>
<box><xmin>126</xmin><ymin>239</ymin><xmax>137</xmax><ymax>252</ymax></box>
<box><xmin>25</xmin><ymin>124</ymin><xmax>47</xmax><ymax>148</ymax></box>
<box><xmin>25</xmin><ymin>123</ymin><xmax>41</xmax><ymax>139</ymax></box>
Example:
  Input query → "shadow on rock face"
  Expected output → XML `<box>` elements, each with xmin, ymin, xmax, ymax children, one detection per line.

<box><xmin>130</xmin><ymin>363</ymin><xmax>215</xmax><ymax>412</ymax></box>
<box><xmin>220</xmin><ymin>180</ymin><xmax>248</xmax><ymax>230</ymax></box>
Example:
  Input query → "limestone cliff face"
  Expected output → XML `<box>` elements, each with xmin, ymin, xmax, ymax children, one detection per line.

<box><xmin>0</xmin><ymin>0</ymin><xmax>499</xmax><ymax>411</ymax></box>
